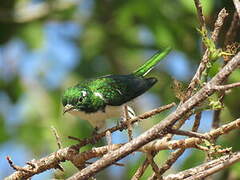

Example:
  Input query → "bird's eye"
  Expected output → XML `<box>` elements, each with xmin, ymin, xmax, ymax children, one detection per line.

<box><xmin>78</xmin><ymin>96</ymin><xmax>84</xmax><ymax>102</ymax></box>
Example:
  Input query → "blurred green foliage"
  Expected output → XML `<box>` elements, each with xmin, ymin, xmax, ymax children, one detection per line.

<box><xmin>0</xmin><ymin>0</ymin><xmax>239</xmax><ymax>179</ymax></box>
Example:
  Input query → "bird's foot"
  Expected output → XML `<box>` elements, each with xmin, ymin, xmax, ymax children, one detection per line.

<box><xmin>122</xmin><ymin>105</ymin><xmax>135</xmax><ymax>141</ymax></box>
<box><xmin>106</xmin><ymin>130</ymin><xmax>113</xmax><ymax>152</ymax></box>
<box><xmin>90</xmin><ymin>127</ymin><xmax>100</xmax><ymax>144</ymax></box>
<box><xmin>117</xmin><ymin>118</ymin><xmax>126</xmax><ymax>131</ymax></box>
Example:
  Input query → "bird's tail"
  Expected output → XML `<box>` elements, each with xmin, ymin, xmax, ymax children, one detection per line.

<box><xmin>133</xmin><ymin>47</ymin><xmax>171</xmax><ymax>77</ymax></box>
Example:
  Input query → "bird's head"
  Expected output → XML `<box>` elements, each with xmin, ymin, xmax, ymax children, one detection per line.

<box><xmin>62</xmin><ymin>86</ymin><xmax>91</xmax><ymax>114</ymax></box>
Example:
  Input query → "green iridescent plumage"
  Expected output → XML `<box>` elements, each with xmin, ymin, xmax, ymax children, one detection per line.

<box><xmin>62</xmin><ymin>47</ymin><xmax>171</xmax><ymax>127</ymax></box>
<box><xmin>62</xmin><ymin>75</ymin><xmax>157</xmax><ymax>113</ymax></box>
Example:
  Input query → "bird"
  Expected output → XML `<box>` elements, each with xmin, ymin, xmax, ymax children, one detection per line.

<box><xmin>62</xmin><ymin>47</ymin><xmax>171</xmax><ymax>129</ymax></box>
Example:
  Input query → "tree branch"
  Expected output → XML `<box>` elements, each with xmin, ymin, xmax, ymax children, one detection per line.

<box><xmin>212</xmin><ymin>82</ymin><xmax>240</xmax><ymax>91</ymax></box>
<box><xmin>164</xmin><ymin>152</ymin><xmax>240</xmax><ymax>180</ymax></box>
<box><xmin>193</xmin><ymin>0</ymin><xmax>206</xmax><ymax>29</ymax></box>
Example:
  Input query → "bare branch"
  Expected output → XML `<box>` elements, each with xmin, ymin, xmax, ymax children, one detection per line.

<box><xmin>168</xmin><ymin>129</ymin><xmax>208</xmax><ymax>140</ymax></box>
<box><xmin>6</xmin><ymin>156</ymin><xmax>33</xmax><ymax>173</ymax></box>
<box><xmin>224</xmin><ymin>12</ymin><xmax>240</xmax><ymax>46</ymax></box>
<box><xmin>213</xmin><ymin>11</ymin><xmax>240</xmax><ymax>131</ymax></box>
<box><xmin>131</xmin><ymin>158</ymin><xmax>150</xmax><ymax>180</ymax></box>
<box><xmin>192</xmin><ymin>112</ymin><xmax>201</xmax><ymax>132</ymax></box>
<box><xmin>193</xmin><ymin>0</ymin><xmax>206</xmax><ymax>28</ymax></box>
<box><xmin>164</xmin><ymin>152</ymin><xmax>240</xmax><ymax>180</ymax></box>
<box><xmin>144</xmin><ymin>118</ymin><xmax>240</xmax><ymax>152</ymax></box>
<box><xmin>211</xmin><ymin>9</ymin><xmax>229</xmax><ymax>42</ymax></box>
<box><xmin>212</xmin><ymin>82</ymin><xmax>240</xmax><ymax>91</ymax></box>
<box><xmin>148</xmin><ymin>149</ymin><xmax>185</xmax><ymax>180</ymax></box>
<box><xmin>146</xmin><ymin>153</ymin><xmax>161</xmax><ymax>179</ymax></box>
<box><xmin>5</xmin><ymin>146</ymin><xmax>78</xmax><ymax>180</ymax></box>
<box><xmin>123</xmin><ymin>105</ymin><xmax>133</xmax><ymax>141</ymax></box>
<box><xmin>51</xmin><ymin>126</ymin><xmax>62</xmax><ymax>149</ymax></box>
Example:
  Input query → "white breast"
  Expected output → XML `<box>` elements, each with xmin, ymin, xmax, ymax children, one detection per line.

<box><xmin>69</xmin><ymin>105</ymin><xmax>122</xmax><ymax>128</ymax></box>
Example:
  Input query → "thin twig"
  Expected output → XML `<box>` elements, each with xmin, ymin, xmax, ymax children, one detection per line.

<box><xmin>131</xmin><ymin>158</ymin><xmax>151</xmax><ymax>180</ymax></box>
<box><xmin>193</xmin><ymin>0</ymin><xmax>206</xmax><ymax>28</ymax></box>
<box><xmin>51</xmin><ymin>126</ymin><xmax>62</xmax><ymax>149</ymax></box>
<box><xmin>146</xmin><ymin>153</ymin><xmax>161</xmax><ymax>180</ymax></box>
<box><xmin>6</xmin><ymin>156</ymin><xmax>33</xmax><ymax>173</ymax></box>
<box><xmin>224</xmin><ymin>12</ymin><xmax>240</xmax><ymax>47</ymax></box>
<box><xmin>213</xmin><ymin>11</ymin><xmax>240</xmax><ymax>130</ymax></box>
<box><xmin>212</xmin><ymin>82</ymin><xmax>240</xmax><ymax>91</ymax></box>
<box><xmin>168</xmin><ymin>129</ymin><xmax>208</xmax><ymax>140</ymax></box>
<box><xmin>211</xmin><ymin>9</ymin><xmax>228</xmax><ymax>42</ymax></box>
<box><xmin>123</xmin><ymin>105</ymin><xmax>133</xmax><ymax>141</ymax></box>
<box><xmin>85</xmin><ymin>161</ymin><xmax>124</xmax><ymax>167</ymax></box>
<box><xmin>149</xmin><ymin>149</ymin><xmax>185</xmax><ymax>180</ymax></box>
<box><xmin>192</xmin><ymin>112</ymin><xmax>202</xmax><ymax>132</ymax></box>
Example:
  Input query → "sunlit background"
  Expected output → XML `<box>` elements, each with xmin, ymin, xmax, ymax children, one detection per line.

<box><xmin>0</xmin><ymin>0</ymin><xmax>239</xmax><ymax>179</ymax></box>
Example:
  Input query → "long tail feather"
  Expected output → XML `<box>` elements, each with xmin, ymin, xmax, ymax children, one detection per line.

<box><xmin>133</xmin><ymin>47</ymin><xmax>171</xmax><ymax>77</ymax></box>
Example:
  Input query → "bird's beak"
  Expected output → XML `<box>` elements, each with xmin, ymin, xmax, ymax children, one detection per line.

<box><xmin>63</xmin><ymin>104</ymin><xmax>75</xmax><ymax>115</ymax></box>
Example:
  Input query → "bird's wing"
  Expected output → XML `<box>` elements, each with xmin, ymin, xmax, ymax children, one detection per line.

<box><xmin>90</xmin><ymin>75</ymin><xmax>157</xmax><ymax>106</ymax></box>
